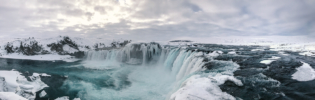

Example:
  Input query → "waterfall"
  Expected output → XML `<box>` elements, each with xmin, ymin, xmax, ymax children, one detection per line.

<box><xmin>141</xmin><ymin>44</ymin><xmax>148</xmax><ymax>66</ymax></box>
<box><xmin>86</xmin><ymin>50</ymin><xmax>108</xmax><ymax>60</ymax></box>
<box><xmin>163</xmin><ymin>48</ymin><xmax>180</xmax><ymax>70</ymax></box>
<box><xmin>85</xmin><ymin>43</ymin><xmax>207</xmax><ymax>80</ymax></box>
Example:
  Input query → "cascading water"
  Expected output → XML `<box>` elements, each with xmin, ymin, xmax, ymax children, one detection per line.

<box><xmin>77</xmin><ymin>42</ymin><xmax>242</xmax><ymax>100</ymax></box>
<box><xmin>85</xmin><ymin>43</ymin><xmax>206</xmax><ymax>78</ymax></box>
<box><xmin>3</xmin><ymin>41</ymin><xmax>311</xmax><ymax>100</ymax></box>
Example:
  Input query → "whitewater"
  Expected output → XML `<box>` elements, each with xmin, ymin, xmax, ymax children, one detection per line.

<box><xmin>1</xmin><ymin>40</ymin><xmax>315</xmax><ymax>100</ymax></box>
<box><xmin>79</xmin><ymin>43</ymin><xmax>242</xmax><ymax>100</ymax></box>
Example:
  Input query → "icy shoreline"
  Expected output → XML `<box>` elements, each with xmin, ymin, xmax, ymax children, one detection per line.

<box><xmin>0</xmin><ymin>53</ymin><xmax>78</xmax><ymax>62</ymax></box>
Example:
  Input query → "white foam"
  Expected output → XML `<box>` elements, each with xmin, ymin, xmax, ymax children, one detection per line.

<box><xmin>292</xmin><ymin>62</ymin><xmax>315</xmax><ymax>81</ymax></box>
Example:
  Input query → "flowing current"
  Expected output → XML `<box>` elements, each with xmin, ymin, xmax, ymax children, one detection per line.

<box><xmin>0</xmin><ymin>42</ymin><xmax>242</xmax><ymax>100</ymax></box>
<box><xmin>80</xmin><ymin>43</ymin><xmax>241</xmax><ymax>100</ymax></box>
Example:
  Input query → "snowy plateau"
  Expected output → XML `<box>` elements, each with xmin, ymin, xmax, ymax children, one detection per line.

<box><xmin>0</xmin><ymin>36</ymin><xmax>315</xmax><ymax>100</ymax></box>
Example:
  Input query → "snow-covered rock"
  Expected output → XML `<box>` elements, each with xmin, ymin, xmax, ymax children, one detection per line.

<box><xmin>0</xmin><ymin>71</ymin><xmax>48</xmax><ymax>100</ymax></box>
<box><xmin>0</xmin><ymin>36</ymin><xmax>133</xmax><ymax>61</ymax></box>
<box><xmin>0</xmin><ymin>53</ymin><xmax>77</xmax><ymax>62</ymax></box>
<box><xmin>0</xmin><ymin>92</ymin><xmax>27</xmax><ymax>100</ymax></box>
<box><xmin>170</xmin><ymin>75</ymin><xmax>242</xmax><ymax>100</ymax></box>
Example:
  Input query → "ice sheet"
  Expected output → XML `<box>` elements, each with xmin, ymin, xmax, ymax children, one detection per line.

<box><xmin>292</xmin><ymin>62</ymin><xmax>315</xmax><ymax>81</ymax></box>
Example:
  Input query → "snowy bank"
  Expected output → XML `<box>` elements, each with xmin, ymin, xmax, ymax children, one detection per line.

<box><xmin>0</xmin><ymin>53</ymin><xmax>78</xmax><ymax>62</ymax></box>
<box><xmin>0</xmin><ymin>71</ymin><xmax>48</xmax><ymax>99</ymax></box>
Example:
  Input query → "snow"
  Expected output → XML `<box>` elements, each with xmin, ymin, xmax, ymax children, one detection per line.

<box><xmin>40</xmin><ymin>73</ymin><xmax>51</xmax><ymax>77</ymax></box>
<box><xmin>228</xmin><ymin>51</ymin><xmax>237</xmax><ymax>55</ymax></box>
<box><xmin>251</xmin><ymin>49</ymin><xmax>264</xmax><ymax>51</ymax></box>
<box><xmin>269</xmin><ymin>56</ymin><xmax>281</xmax><ymax>60</ymax></box>
<box><xmin>260</xmin><ymin>60</ymin><xmax>275</xmax><ymax>65</ymax></box>
<box><xmin>55</xmin><ymin>96</ymin><xmax>69</xmax><ymax>100</ymax></box>
<box><xmin>73</xmin><ymin>98</ymin><xmax>81</xmax><ymax>100</ymax></box>
<box><xmin>63</xmin><ymin>44</ymin><xmax>78</xmax><ymax>53</ymax></box>
<box><xmin>212</xmin><ymin>74</ymin><xmax>243</xmax><ymax>86</ymax></box>
<box><xmin>292</xmin><ymin>62</ymin><xmax>315</xmax><ymax>81</ymax></box>
<box><xmin>0</xmin><ymin>70</ymin><xmax>48</xmax><ymax>99</ymax></box>
<box><xmin>260</xmin><ymin>56</ymin><xmax>281</xmax><ymax>65</ymax></box>
<box><xmin>207</xmin><ymin>51</ymin><xmax>222</xmax><ymax>57</ymax></box>
<box><xmin>0</xmin><ymin>53</ymin><xmax>77</xmax><ymax>62</ymax></box>
<box><xmin>170</xmin><ymin>75</ymin><xmax>241</xmax><ymax>100</ymax></box>
<box><xmin>0</xmin><ymin>71</ymin><xmax>20</xmax><ymax>92</ymax></box>
<box><xmin>299</xmin><ymin>51</ymin><xmax>315</xmax><ymax>57</ymax></box>
<box><xmin>0</xmin><ymin>92</ymin><xmax>27</xmax><ymax>100</ymax></box>
<box><xmin>39</xmin><ymin>90</ymin><xmax>47</xmax><ymax>98</ymax></box>
<box><xmin>270</xmin><ymin>42</ymin><xmax>315</xmax><ymax>52</ymax></box>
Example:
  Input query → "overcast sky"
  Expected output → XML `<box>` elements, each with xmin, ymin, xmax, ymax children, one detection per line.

<box><xmin>0</xmin><ymin>0</ymin><xmax>315</xmax><ymax>42</ymax></box>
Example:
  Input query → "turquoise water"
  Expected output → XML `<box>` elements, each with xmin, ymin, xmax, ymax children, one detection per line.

<box><xmin>0</xmin><ymin>58</ymin><xmax>177</xmax><ymax>100</ymax></box>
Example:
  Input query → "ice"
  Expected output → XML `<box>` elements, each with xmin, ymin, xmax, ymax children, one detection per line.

<box><xmin>0</xmin><ymin>71</ymin><xmax>21</xmax><ymax>92</ymax></box>
<box><xmin>212</xmin><ymin>74</ymin><xmax>243</xmax><ymax>86</ymax></box>
<box><xmin>292</xmin><ymin>62</ymin><xmax>315</xmax><ymax>81</ymax></box>
<box><xmin>63</xmin><ymin>44</ymin><xmax>79</xmax><ymax>53</ymax></box>
<box><xmin>269</xmin><ymin>56</ymin><xmax>281</xmax><ymax>60</ymax></box>
<box><xmin>0</xmin><ymin>92</ymin><xmax>27</xmax><ymax>100</ymax></box>
<box><xmin>0</xmin><ymin>71</ymin><xmax>48</xmax><ymax>99</ymax></box>
<box><xmin>39</xmin><ymin>90</ymin><xmax>47</xmax><ymax>98</ymax></box>
<box><xmin>260</xmin><ymin>60</ymin><xmax>275</xmax><ymax>65</ymax></box>
<box><xmin>55</xmin><ymin>96</ymin><xmax>69</xmax><ymax>100</ymax></box>
<box><xmin>228</xmin><ymin>51</ymin><xmax>237</xmax><ymax>55</ymax></box>
<box><xmin>0</xmin><ymin>53</ymin><xmax>77</xmax><ymax>62</ymax></box>
<box><xmin>251</xmin><ymin>49</ymin><xmax>264</xmax><ymax>51</ymax></box>
<box><xmin>40</xmin><ymin>73</ymin><xmax>51</xmax><ymax>77</ymax></box>
<box><xmin>299</xmin><ymin>51</ymin><xmax>315</xmax><ymax>57</ymax></box>
<box><xmin>207</xmin><ymin>51</ymin><xmax>220</xmax><ymax>57</ymax></box>
<box><xmin>170</xmin><ymin>75</ymin><xmax>238</xmax><ymax>100</ymax></box>
<box><xmin>170</xmin><ymin>60</ymin><xmax>242</xmax><ymax>100</ymax></box>
<box><xmin>260</xmin><ymin>56</ymin><xmax>281</xmax><ymax>65</ymax></box>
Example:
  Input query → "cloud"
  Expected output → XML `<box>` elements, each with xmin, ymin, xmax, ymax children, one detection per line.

<box><xmin>0</xmin><ymin>0</ymin><xmax>314</xmax><ymax>41</ymax></box>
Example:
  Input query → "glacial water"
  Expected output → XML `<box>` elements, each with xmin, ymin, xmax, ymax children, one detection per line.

<box><xmin>1</xmin><ymin>43</ymin><xmax>315</xmax><ymax>100</ymax></box>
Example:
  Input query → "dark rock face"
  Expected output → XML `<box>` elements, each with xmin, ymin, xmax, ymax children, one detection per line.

<box><xmin>3</xmin><ymin>36</ymin><xmax>87</xmax><ymax>59</ymax></box>
<box><xmin>4</xmin><ymin>39</ymin><xmax>45</xmax><ymax>55</ymax></box>
<box><xmin>47</xmin><ymin>36</ymin><xmax>79</xmax><ymax>55</ymax></box>
<box><xmin>70</xmin><ymin>51</ymin><xmax>85</xmax><ymax>58</ymax></box>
